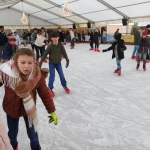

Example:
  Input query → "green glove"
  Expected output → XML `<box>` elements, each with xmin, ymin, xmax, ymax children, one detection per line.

<box><xmin>48</xmin><ymin>112</ymin><xmax>58</xmax><ymax>125</ymax></box>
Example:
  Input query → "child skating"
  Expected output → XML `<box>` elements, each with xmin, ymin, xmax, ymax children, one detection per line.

<box><xmin>0</xmin><ymin>48</ymin><xmax>58</xmax><ymax>150</ymax></box>
<box><xmin>39</xmin><ymin>31</ymin><xmax>70</xmax><ymax>98</ymax></box>
<box><xmin>102</xmin><ymin>33</ymin><xmax>126</xmax><ymax>76</ymax></box>
<box><xmin>136</xmin><ymin>30</ymin><xmax>150</xmax><ymax>71</ymax></box>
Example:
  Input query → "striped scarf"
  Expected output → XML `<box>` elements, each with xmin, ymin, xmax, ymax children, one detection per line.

<box><xmin>0</xmin><ymin>60</ymin><xmax>41</xmax><ymax>131</ymax></box>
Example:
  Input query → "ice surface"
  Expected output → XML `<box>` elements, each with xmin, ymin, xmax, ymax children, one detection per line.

<box><xmin>1</xmin><ymin>43</ymin><xmax>150</xmax><ymax>150</ymax></box>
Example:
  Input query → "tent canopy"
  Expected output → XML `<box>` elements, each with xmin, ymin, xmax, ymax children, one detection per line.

<box><xmin>0</xmin><ymin>0</ymin><xmax>150</xmax><ymax>26</ymax></box>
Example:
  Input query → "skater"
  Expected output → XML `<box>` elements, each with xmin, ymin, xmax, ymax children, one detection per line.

<box><xmin>102</xmin><ymin>33</ymin><xmax>126</xmax><ymax>76</ymax></box>
<box><xmin>94</xmin><ymin>29</ymin><xmax>100</xmax><ymax>52</ymax></box>
<box><xmin>0</xmin><ymin>26</ymin><xmax>8</xmax><ymax>62</ymax></box>
<box><xmin>89</xmin><ymin>29</ymin><xmax>94</xmax><ymax>50</ymax></box>
<box><xmin>70</xmin><ymin>28</ymin><xmax>75</xmax><ymax>49</ymax></box>
<box><xmin>0</xmin><ymin>118</ymin><xmax>13</xmax><ymax>150</ymax></box>
<box><xmin>2</xmin><ymin>36</ymin><xmax>16</xmax><ymax>63</ymax></box>
<box><xmin>136</xmin><ymin>30</ymin><xmax>150</xmax><ymax>71</ymax></box>
<box><xmin>39</xmin><ymin>31</ymin><xmax>70</xmax><ymax>98</ymax></box>
<box><xmin>30</xmin><ymin>28</ymin><xmax>37</xmax><ymax>51</ymax></box>
<box><xmin>13</xmin><ymin>30</ymin><xmax>21</xmax><ymax>51</ymax></box>
<box><xmin>131</xmin><ymin>27</ymin><xmax>143</xmax><ymax>60</ymax></box>
<box><xmin>0</xmin><ymin>48</ymin><xmax>58</xmax><ymax>150</ymax></box>
<box><xmin>34</xmin><ymin>29</ymin><xmax>48</xmax><ymax>63</ymax></box>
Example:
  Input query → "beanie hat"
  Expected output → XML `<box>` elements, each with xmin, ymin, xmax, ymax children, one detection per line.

<box><xmin>142</xmin><ymin>30</ymin><xmax>148</xmax><ymax>36</ymax></box>
<box><xmin>146</xmin><ymin>25</ymin><xmax>150</xmax><ymax>29</ymax></box>
<box><xmin>8</xmin><ymin>36</ymin><xmax>16</xmax><ymax>41</ymax></box>
<box><xmin>114</xmin><ymin>33</ymin><xmax>122</xmax><ymax>40</ymax></box>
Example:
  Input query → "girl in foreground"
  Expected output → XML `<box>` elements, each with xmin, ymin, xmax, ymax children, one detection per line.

<box><xmin>0</xmin><ymin>48</ymin><xmax>58</xmax><ymax>150</ymax></box>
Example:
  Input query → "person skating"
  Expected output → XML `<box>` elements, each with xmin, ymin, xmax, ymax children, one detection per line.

<box><xmin>89</xmin><ymin>29</ymin><xmax>94</xmax><ymax>50</ymax></box>
<box><xmin>39</xmin><ymin>31</ymin><xmax>70</xmax><ymax>98</ymax></box>
<box><xmin>131</xmin><ymin>27</ymin><xmax>144</xmax><ymax>61</ymax></box>
<box><xmin>30</xmin><ymin>28</ymin><xmax>37</xmax><ymax>51</ymax></box>
<box><xmin>2</xmin><ymin>36</ymin><xmax>16</xmax><ymax>63</ymax></box>
<box><xmin>94</xmin><ymin>29</ymin><xmax>100</xmax><ymax>52</ymax></box>
<box><xmin>0</xmin><ymin>48</ymin><xmax>58</xmax><ymax>150</ymax></box>
<box><xmin>102</xmin><ymin>33</ymin><xmax>126</xmax><ymax>76</ymax></box>
<box><xmin>136</xmin><ymin>30</ymin><xmax>150</xmax><ymax>71</ymax></box>
<box><xmin>70</xmin><ymin>28</ymin><xmax>75</xmax><ymax>49</ymax></box>
<box><xmin>0</xmin><ymin>26</ymin><xmax>8</xmax><ymax>62</ymax></box>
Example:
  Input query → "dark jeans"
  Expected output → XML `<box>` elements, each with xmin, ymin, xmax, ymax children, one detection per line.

<box><xmin>42</xmin><ymin>45</ymin><xmax>45</xmax><ymax>53</ymax></box>
<box><xmin>35</xmin><ymin>45</ymin><xmax>43</xmax><ymax>61</ymax></box>
<box><xmin>0</xmin><ymin>45</ymin><xmax>4</xmax><ymax>60</ymax></box>
<box><xmin>90</xmin><ymin>40</ymin><xmax>93</xmax><ymax>48</ymax></box>
<box><xmin>71</xmin><ymin>38</ymin><xmax>75</xmax><ymax>47</ymax></box>
<box><xmin>48</xmin><ymin>62</ymin><xmax>67</xmax><ymax>89</ymax></box>
<box><xmin>138</xmin><ymin>53</ymin><xmax>147</xmax><ymax>65</ymax></box>
<box><xmin>95</xmin><ymin>41</ymin><xmax>99</xmax><ymax>48</ymax></box>
<box><xmin>31</xmin><ymin>43</ymin><xmax>35</xmax><ymax>51</ymax></box>
<box><xmin>7</xmin><ymin>114</ymin><xmax>40</xmax><ymax>149</ymax></box>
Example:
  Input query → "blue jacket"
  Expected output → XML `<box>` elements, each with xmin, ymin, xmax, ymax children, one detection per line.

<box><xmin>2</xmin><ymin>43</ymin><xmax>15</xmax><ymax>60</ymax></box>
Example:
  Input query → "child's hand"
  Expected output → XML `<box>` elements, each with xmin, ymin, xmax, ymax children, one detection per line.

<box><xmin>66</xmin><ymin>59</ymin><xmax>69</xmax><ymax>68</ymax></box>
<box><xmin>48</xmin><ymin>112</ymin><xmax>58</xmax><ymax>125</ymax></box>
<box><xmin>102</xmin><ymin>49</ymin><xmax>108</xmax><ymax>53</ymax></box>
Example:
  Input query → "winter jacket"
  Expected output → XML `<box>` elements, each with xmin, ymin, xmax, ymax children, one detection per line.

<box><xmin>39</xmin><ymin>42</ymin><xmax>69</xmax><ymax>66</ymax></box>
<box><xmin>70</xmin><ymin>30</ymin><xmax>74</xmax><ymax>39</ymax></box>
<box><xmin>30</xmin><ymin>32</ymin><xmax>37</xmax><ymax>45</ymax></box>
<box><xmin>0</xmin><ymin>31</ymin><xmax>8</xmax><ymax>46</ymax></box>
<box><xmin>108</xmin><ymin>39</ymin><xmax>127</xmax><ymax>60</ymax></box>
<box><xmin>0</xmin><ymin>118</ymin><xmax>13</xmax><ymax>150</ymax></box>
<box><xmin>134</xmin><ymin>32</ymin><xmax>140</xmax><ymax>45</ymax></box>
<box><xmin>35</xmin><ymin>35</ymin><xmax>46</xmax><ymax>47</ymax></box>
<box><xmin>89</xmin><ymin>32</ymin><xmax>94</xmax><ymax>41</ymax></box>
<box><xmin>0</xmin><ymin>73</ymin><xmax>56</xmax><ymax>118</ymax></box>
<box><xmin>138</xmin><ymin>37</ymin><xmax>150</xmax><ymax>53</ymax></box>
<box><xmin>2</xmin><ymin>43</ymin><xmax>15</xmax><ymax>61</ymax></box>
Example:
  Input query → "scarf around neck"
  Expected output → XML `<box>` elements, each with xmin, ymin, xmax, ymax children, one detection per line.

<box><xmin>0</xmin><ymin>60</ymin><xmax>41</xmax><ymax>131</ymax></box>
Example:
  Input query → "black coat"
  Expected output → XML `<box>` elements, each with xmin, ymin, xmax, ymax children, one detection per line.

<box><xmin>0</xmin><ymin>32</ymin><xmax>8</xmax><ymax>46</ymax></box>
<box><xmin>58</xmin><ymin>31</ymin><xmax>63</xmax><ymax>42</ymax></box>
<box><xmin>2</xmin><ymin>43</ymin><xmax>15</xmax><ymax>60</ymax></box>
<box><xmin>89</xmin><ymin>32</ymin><xmax>94</xmax><ymax>41</ymax></box>
<box><xmin>94</xmin><ymin>32</ymin><xmax>100</xmax><ymax>43</ymax></box>
<box><xmin>108</xmin><ymin>40</ymin><xmax>126</xmax><ymax>60</ymax></box>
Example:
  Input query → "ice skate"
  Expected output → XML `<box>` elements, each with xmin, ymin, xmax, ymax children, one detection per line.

<box><xmin>117</xmin><ymin>70</ymin><xmax>121</xmax><ymax>76</ymax></box>
<box><xmin>136</xmin><ymin>64</ymin><xmax>140</xmax><ymax>70</ymax></box>
<box><xmin>114</xmin><ymin>69</ymin><xmax>118</xmax><ymax>73</ymax></box>
<box><xmin>49</xmin><ymin>88</ymin><xmax>55</xmax><ymax>98</ymax></box>
<box><xmin>131</xmin><ymin>55</ymin><xmax>135</xmax><ymax>59</ymax></box>
<box><xmin>143</xmin><ymin>65</ymin><xmax>146</xmax><ymax>71</ymax></box>
<box><xmin>63</xmin><ymin>86</ymin><xmax>70</xmax><ymax>94</ymax></box>
<box><xmin>89</xmin><ymin>48</ymin><xmax>93</xmax><ymax>50</ymax></box>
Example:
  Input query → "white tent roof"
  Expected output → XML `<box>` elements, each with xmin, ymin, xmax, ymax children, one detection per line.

<box><xmin>0</xmin><ymin>0</ymin><xmax>150</xmax><ymax>26</ymax></box>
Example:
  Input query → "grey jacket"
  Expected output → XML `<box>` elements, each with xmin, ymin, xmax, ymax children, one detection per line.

<box><xmin>138</xmin><ymin>37</ymin><xmax>150</xmax><ymax>53</ymax></box>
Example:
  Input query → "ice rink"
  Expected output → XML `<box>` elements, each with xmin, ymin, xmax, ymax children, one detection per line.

<box><xmin>1</xmin><ymin>43</ymin><xmax>150</xmax><ymax>150</ymax></box>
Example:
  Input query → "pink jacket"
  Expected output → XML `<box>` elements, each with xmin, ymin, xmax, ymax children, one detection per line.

<box><xmin>0</xmin><ymin>118</ymin><xmax>13</xmax><ymax>150</ymax></box>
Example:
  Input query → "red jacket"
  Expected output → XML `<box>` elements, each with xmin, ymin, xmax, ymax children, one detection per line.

<box><xmin>0</xmin><ymin>74</ymin><xmax>55</xmax><ymax>118</ymax></box>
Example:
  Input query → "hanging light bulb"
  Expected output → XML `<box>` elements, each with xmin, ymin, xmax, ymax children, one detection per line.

<box><xmin>60</xmin><ymin>0</ymin><xmax>72</xmax><ymax>17</ymax></box>
<box><xmin>20</xmin><ymin>12</ymin><xmax>29</xmax><ymax>24</ymax></box>
<box><xmin>20</xmin><ymin>2</ymin><xmax>29</xmax><ymax>25</ymax></box>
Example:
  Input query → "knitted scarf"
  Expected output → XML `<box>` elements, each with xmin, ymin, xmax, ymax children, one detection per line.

<box><xmin>0</xmin><ymin>60</ymin><xmax>41</xmax><ymax>131</ymax></box>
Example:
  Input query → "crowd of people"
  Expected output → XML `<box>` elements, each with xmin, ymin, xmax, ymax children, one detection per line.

<box><xmin>0</xmin><ymin>23</ymin><xmax>150</xmax><ymax>149</ymax></box>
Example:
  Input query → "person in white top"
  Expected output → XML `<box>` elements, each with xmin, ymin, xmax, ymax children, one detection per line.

<box><xmin>34</xmin><ymin>30</ymin><xmax>47</xmax><ymax>62</ymax></box>
<box><xmin>70</xmin><ymin>28</ymin><xmax>75</xmax><ymax>49</ymax></box>
<box><xmin>13</xmin><ymin>30</ymin><xmax>21</xmax><ymax>50</ymax></box>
